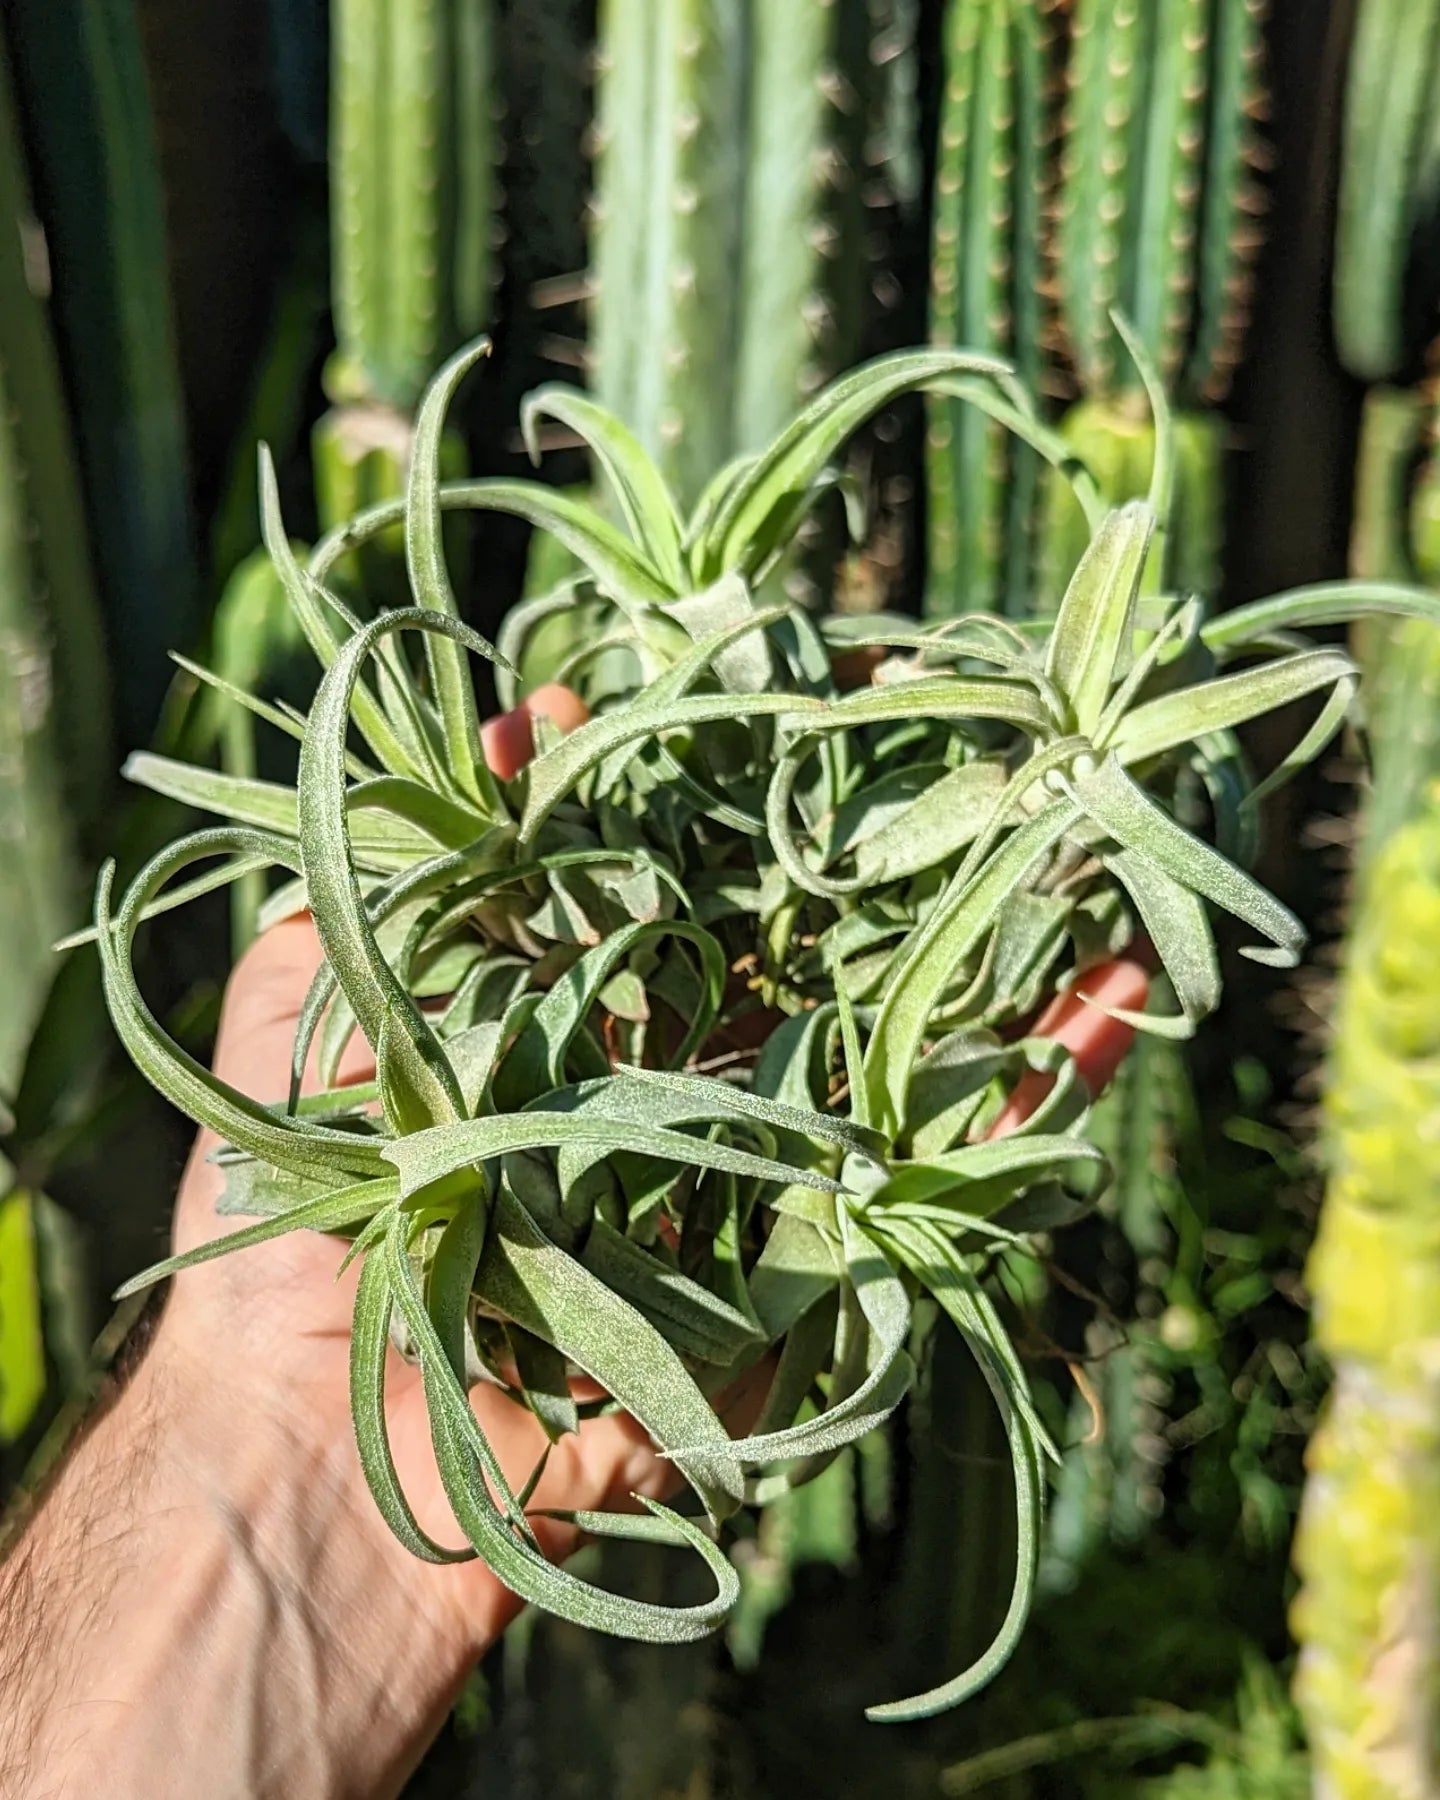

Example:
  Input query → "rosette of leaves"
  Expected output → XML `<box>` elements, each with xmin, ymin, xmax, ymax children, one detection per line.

<box><xmin>92</xmin><ymin>336</ymin><xmax>1440</xmax><ymax>1721</ymax></box>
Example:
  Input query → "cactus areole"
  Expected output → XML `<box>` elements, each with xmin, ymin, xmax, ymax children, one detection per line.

<box><xmin>95</xmin><ymin>336</ymin><xmax>1440</xmax><ymax>1720</ymax></box>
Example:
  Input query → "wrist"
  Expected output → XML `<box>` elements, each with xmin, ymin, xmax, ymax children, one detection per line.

<box><xmin>1</xmin><ymin>1314</ymin><xmax>482</xmax><ymax>1800</ymax></box>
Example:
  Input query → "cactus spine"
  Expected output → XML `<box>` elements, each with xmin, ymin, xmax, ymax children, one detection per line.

<box><xmin>589</xmin><ymin>0</ymin><xmax>871</xmax><ymax>512</ymax></box>
<box><xmin>925</xmin><ymin>0</ymin><xmax>1050</xmax><ymax>619</ymax></box>
<box><xmin>1292</xmin><ymin>765</ymin><xmax>1440</xmax><ymax>1800</ymax></box>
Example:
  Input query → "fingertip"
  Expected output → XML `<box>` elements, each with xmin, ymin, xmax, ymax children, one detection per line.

<box><xmin>480</xmin><ymin>707</ymin><xmax>535</xmax><ymax>781</ymax></box>
<box><xmin>525</xmin><ymin>682</ymin><xmax>590</xmax><ymax>735</ymax></box>
<box><xmin>481</xmin><ymin>684</ymin><xmax>588</xmax><ymax>780</ymax></box>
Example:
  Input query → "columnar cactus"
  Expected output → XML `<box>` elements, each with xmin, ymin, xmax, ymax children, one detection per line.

<box><xmin>1039</xmin><ymin>0</ymin><xmax>1267</xmax><ymax>606</ymax></box>
<box><xmin>924</xmin><ymin>0</ymin><xmax>1052</xmax><ymax>620</ymax></box>
<box><xmin>1333</xmin><ymin>0</ymin><xmax>1440</xmax><ymax>384</ymax></box>
<box><xmin>588</xmin><ymin>0</ymin><xmax>872</xmax><ymax>512</ymax></box>
<box><xmin>1293</xmin><ymin>750</ymin><xmax>1440</xmax><ymax>1800</ymax></box>
<box><xmin>1056</xmin><ymin>0</ymin><xmax>1266</xmax><ymax>404</ymax></box>
<box><xmin>327</xmin><ymin>0</ymin><xmax>497</xmax><ymax>412</ymax></box>
<box><xmin>0</xmin><ymin>41</ymin><xmax>111</xmax><ymax>1446</ymax></box>
<box><xmin>316</xmin><ymin>0</ymin><xmax>499</xmax><ymax>552</ymax></box>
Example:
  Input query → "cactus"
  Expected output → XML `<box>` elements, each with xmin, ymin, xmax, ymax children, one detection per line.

<box><xmin>1056</xmin><ymin>0</ymin><xmax>1267</xmax><ymax>404</ymax></box>
<box><xmin>0</xmin><ymin>37</ymin><xmax>109</xmax><ymax>1079</ymax></box>
<box><xmin>3</xmin><ymin>0</ymin><xmax>197</xmax><ymax>745</ymax></box>
<box><xmin>588</xmin><ymin>0</ymin><xmax>874</xmax><ymax>512</ymax></box>
<box><xmin>1333</xmin><ymin>0</ymin><xmax>1440</xmax><ymax>383</ymax></box>
<box><xmin>1036</xmin><ymin>1</ymin><xmax>1266</xmax><ymax>610</ymax></box>
<box><xmin>924</xmin><ymin>0</ymin><xmax>1051</xmax><ymax>620</ymax></box>
<box><xmin>0</xmin><ymin>40</ymin><xmax>111</xmax><ymax>1455</ymax></box>
<box><xmin>317</xmin><ymin>0</ymin><xmax>499</xmax><ymax>592</ymax></box>
<box><xmin>327</xmin><ymin>0</ymin><xmax>497</xmax><ymax>414</ymax></box>
<box><xmin>1292</xmin><ymin>754</ymin><xmax>1440</xmax><ymax>1800</ymax></box>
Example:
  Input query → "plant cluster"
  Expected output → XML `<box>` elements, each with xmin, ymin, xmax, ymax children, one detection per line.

<box><xmin>98</xmin><ymin>333</ymin><xmax>1433</xmax><ymax>1719</ymax></box>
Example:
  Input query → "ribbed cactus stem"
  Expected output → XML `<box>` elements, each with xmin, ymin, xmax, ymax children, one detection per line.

<box><xmin>1057</xmin><ymin>0</ymin><xmax>1268</xmax><ymax>406</ymax></box>
<box><xmin>1188</xmin><ymin>0</ymin><xmax>1267</xmax><ymax>402</ymax></box>
<box><xmin>1293</xmin><ymin>767</ymin><xmax>1440</xmax><ymax>1800</ymax></box>
<box><xmin>925</xmin><ymin>0</ymin><xmax>1050</xmax><ymax>619</ymax></box>
<box><xmin>329</xmin><ymin>0</ymin><xmax>497</xmax><ymax>411</ymax></box>
<box><xmin>1333</xmin><ymin>0</ymin><xmax>1440</xmax><ymax>384</ymax></box>
<box><xmin>589</xmin><ymin>0</ymin><xmax>871</xmax><ymax>512</ymax></box>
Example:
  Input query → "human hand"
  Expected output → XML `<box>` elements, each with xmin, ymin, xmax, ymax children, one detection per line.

<box><xmin>159</xmin><ymin>681</ymin><xmax>749</xmax><ymax>1654</ymax></box>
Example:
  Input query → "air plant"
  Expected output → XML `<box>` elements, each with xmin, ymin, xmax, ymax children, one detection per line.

<box><xmin>93</xmin><ymin>329</ymin><xmax>1438</xmax><ymax>1721</ymax></box>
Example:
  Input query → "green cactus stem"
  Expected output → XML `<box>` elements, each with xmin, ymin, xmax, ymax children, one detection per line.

<box><xmin>588</xmin><ymin>0</ymin><xmax>874</xmax><ymax>512</ymax></box>
<box><xmin>328</xmin><ymin>0</ymin><xmax>498</xmax><ymax>413</ymax></box>
<box><xmin>1056</xmin><ymin>0</ymin><xmax>1268</xmax><ymax>405</ymax></box>
<box><xmin>924</xmin><ymin>0</ymin><xmax>1051</xmax><ymax>620</ymax></box>
<box><xmin>4</xmin><ymin>0</ymin><xmax>197</xmax><ymax>744</ymax></box>
<box><xmin>1293</xmin><ymin>762</ymin><xmax>1440</xmax><ymax>1800</ymax></box>
<box><xmin>1333</xmin><ymin>0</ymin><xmax>1440</xmax><ymax>384</ymax></box>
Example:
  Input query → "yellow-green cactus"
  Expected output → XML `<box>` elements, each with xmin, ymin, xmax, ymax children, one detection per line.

<box><xmin>1292</xmin><ymin>780</ymin><xmax>1440</xmax><ymax>1800</ymax></box>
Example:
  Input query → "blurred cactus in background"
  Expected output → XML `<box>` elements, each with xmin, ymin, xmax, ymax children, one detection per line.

<box><xmin>4</xmin><ymin>0</ymin><xmax>196</xmax><ymax>747</ymax></box>
<box><xmin>588</xmin><ymin>0</ymin><xmax>878</xmax><ymax>513</ymax></box>
<box><xmin>0</xmin><ymin>34</ymin><xmax>111</xmax><ymax>1457</ymax></box>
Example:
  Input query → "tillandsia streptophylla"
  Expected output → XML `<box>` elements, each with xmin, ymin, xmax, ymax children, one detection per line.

<box><xmin>87</xmin><ymin>328</ymin><xmax>1440</xmax><ymax>1721</ymax></box>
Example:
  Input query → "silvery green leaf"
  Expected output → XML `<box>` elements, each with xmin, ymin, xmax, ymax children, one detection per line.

<box><xmin>663</xmin><ymin>574</ymin><xmax>772</xmax><ymax>694</ymax></box>
<box><xmin>679</xmin><ymin>1204</ymin><xmax>912</xmax><ymax>1467</ymax></box>
<box><xmin>115</xmin><ymin>1175</ymin><xmax>398</xmax><ymax>1297</ymax></box>
<box><xmin>1045</xmin><ymin>502</ymin><xmax>1155</xmax><ymax>736</ymax></box>
<box><xmin>1112</xmin><ymin>648</ymin><xmax>1357</xmax><ymax>767</ymax></box>
<box><xmin>907</xmin><ymin>1031</ymin><xmax>1011</xmax><ymax>1160</ymax></box>
<box><xmin>351</xmin><ymin>1245</ymin><xmax>475</xmax><ymax>1563</ymax></box>
<box><xmin>123</xmin><ymin>753</ymin><xmax>437</xmax><ymax>872</ymax></box>
<box><xmin>387</xmin><ymin>1210</ymin><xmax>746</xmax><ymax>1633</ymax></box>
<box><xmin>299</xmin><ymin>609</ymin><xmax>516</xmax><ymax>1131</ymax></box>
<box><xmin>1105</xmin><ymin>849</ymin><xmax>1220</xmax><ymax>1028</ymax></box>
<box><xmin>472</xmin><ymin>1187</ymin><xmax>745</xmax><ymax>1517</ymax></box>
<box><xmin>1199</xmin><ymin>579</ymin><xmax>1440</xmax><ymax>653</ymax></box>
<box><xmin>384</xmin><ymin>1111</ymin><xmax>842</xmax><ymax>1203</ymax></box>
<box><xmin>865</xmin><ymin>1216</ymin><xmax>1044</xmax><ymax>1721</ymax></box>
<box><xmin>589</xmin><ymin>603</ymin><xmax>789</xmax><ymax>795</ymax></box>
<box><xmin>862</xmin><ymin>1137</ymin><xmax>1106</xmax><ymax>1221</ymax></box>
<box><xmin>96</xmin><ymin>840</ymin><xmax>389</xmax><ymax>1181</ymax></box>
<box><xmin>521</xmin><ymin>383</ymin><xmax>685</xmax><ymax>590</ymax></box>
<box><xmin>493</xmin><ymin>920</ymin><xmax>725</xmax><ymax>1108</ymax></box>
<box><xmin>700</xmin><ymin>347</ymin><xmax>1013</xmax><ymax>580</ymax></box>
<box><xmin>1068</xmin><ymin>756</ymin><xmax>1303</xmax><ymax>967</ymax></box>
<box><xmin>405</xmin><ymin>340</ymin><xmax>506</xmax><ymax>814</ymax></box>
<box><xmin>520</xmin><ymin>689</ymin><xmax>824</xmax><ymax>843</ymax></box>
<box><xmin>865</xmin><ymin>801</ymin><xmax>1079</xmax><ymax>1138</ymax></box>
<box><xmin>747</xmin><ymin>1212</ymin><xmax>839</xmax><ymax>1342</ymax></box>
<box><xmin>503</xmin><ymin>1324</ymin><xmax>579</xmax><ymax>1441</ymax></box>
<box><xmin>580</xmin><ymin>1217</ymin><xmax>763</xmax><ymax>1365</ymax></box>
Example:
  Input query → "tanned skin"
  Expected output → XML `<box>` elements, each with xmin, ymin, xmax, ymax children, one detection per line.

<box><xmin>0</xmin><ymin>685</ymin><xmax>1143</xmax><ymax>1799</ymax></box>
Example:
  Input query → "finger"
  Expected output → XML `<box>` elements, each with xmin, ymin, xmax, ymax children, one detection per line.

<box><xmin>987</xmin><ymin>955</ymin><xmax>1151</xmax><ymax>1139</ymax></box>
<box><xmin>480</xmin><ymin>682</ymin><xmax>589</xmax><ymax>780</ymax></box>
<box><xmin>208</xmin><ymin>685</ymin><xmax>590</xmax><ymax>1098</ymax></box>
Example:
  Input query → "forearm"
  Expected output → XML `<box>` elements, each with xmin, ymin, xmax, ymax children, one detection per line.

<box><xmin>0</xmin><ymin>1332</ymin><xmax>472</xmax><ymax>1800</ymax></box>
